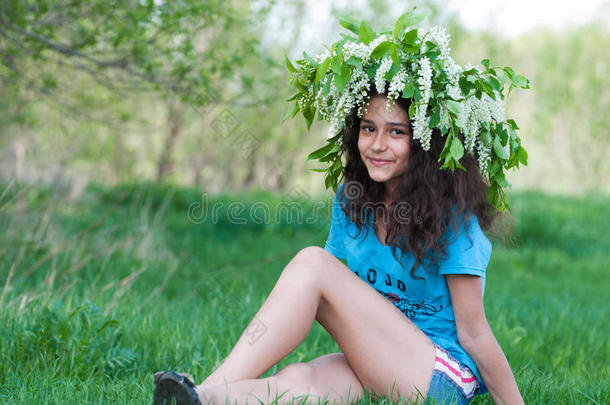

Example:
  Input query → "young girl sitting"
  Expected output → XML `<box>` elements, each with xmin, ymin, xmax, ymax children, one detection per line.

<box><xmin>153</xmin><ymin>12</ymin><xmax>528</xmax><ymax>405</ymax></box>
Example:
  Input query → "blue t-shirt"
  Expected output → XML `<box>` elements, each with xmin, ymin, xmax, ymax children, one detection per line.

<box><xmin>324</xmin><ymin>183</ymin><xmax>491</xmax><ymax>392</ymax></box>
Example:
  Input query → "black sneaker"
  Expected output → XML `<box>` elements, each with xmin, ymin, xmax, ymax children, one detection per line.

<box><xmin>153</xmin><ymin>371</ymin><xmax>203</xmax><ymax>405</ymax></box>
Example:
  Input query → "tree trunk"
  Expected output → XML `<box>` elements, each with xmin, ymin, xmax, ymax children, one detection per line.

<box><xmin>241</xmin><ymin>152</ymin><xmax>258</xmax><ymax>190</ymax></box>
<box><xmin>157</xmin><ymin>101</ymin><xmax>185</xmax><ymax>182</ymax></box>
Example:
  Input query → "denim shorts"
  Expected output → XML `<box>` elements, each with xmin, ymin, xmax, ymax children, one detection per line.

<box><xmin>425</xmin><ymin>369</ymin><xmax>473</xmax><ymax>404</ymax></box>
<box><xmin>424</xmin><ymin>345</ymin><xmax>480</xmax><ymax>405</ymax></box>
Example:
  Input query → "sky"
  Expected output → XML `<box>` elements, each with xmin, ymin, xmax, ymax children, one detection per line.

<box><xmin>446</xmin><ymin>0</ymin><xmax>609</xmax><ymax>37</ymax></box>
<box><xmin>273</xmin><ymin>0</ymin><xmax>609</xmax><ymax>59</ymax></box>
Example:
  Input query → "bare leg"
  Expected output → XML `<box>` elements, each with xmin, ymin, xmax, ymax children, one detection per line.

<box><xmin>198</xmin><ymin>377</ymin><xmax>324</xmax><ymax>405</ymax></box>
<box><xmin>199</xmin><ymin>248</ymin><xmax>324</xmax><ymax>388</ymax></box>
<box><xmin>196</xmin><ymin>246</ymin><xmax>435</xmax><ymax>404</ymax></box>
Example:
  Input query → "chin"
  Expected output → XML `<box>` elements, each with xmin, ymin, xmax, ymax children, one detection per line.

<box><xmin>367</xmin><ymin>172</ymin><xmax>391</xmax><ymax>183</ymax></box>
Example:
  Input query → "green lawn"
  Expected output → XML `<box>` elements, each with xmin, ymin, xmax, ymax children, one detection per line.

<box><xmin>0</xmin><ymin>182</ymin><xmax>608</xmax><ymax>404</ymax></box>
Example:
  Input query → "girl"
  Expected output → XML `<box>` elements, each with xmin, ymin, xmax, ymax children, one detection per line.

<box><xmin>154</xmin><ymin>13</ymin><xmax>529</xmax><ymax>405</ymax></box>
<box><xmin>153</xmin><ymin>87</ymin><xmax>524</xmax><ymax>404</ymax></box>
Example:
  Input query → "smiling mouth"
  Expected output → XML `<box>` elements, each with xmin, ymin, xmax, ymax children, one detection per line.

<box><xmin>369</xmin><ymin>157</ymin><xmax>392</xmax><ymax>166</ymax></box>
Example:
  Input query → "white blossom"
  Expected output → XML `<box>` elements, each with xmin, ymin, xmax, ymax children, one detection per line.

<box><xmin>316</xmin><ymin>67</ymin><xmax>371</xmax><ymax>138</ymax></box>
<box><xmin>410</xmin><ymin>56</ymin><xmax>434</xmax><ymax>150</ymax></box>
<box><xmin>472</xmin><ymin>96</ymin><xmax>492</xmax><ymax>123</ymax></box>
<box><xmin>346</xmin><ymin>68</ymin><xmax>371</xmax><ymax>118</ymax></box>
<box><xmin>458</xmin><ymin>97</ymin><xmax>475</xmax><ymax>152</ymax></box>
<box><xmin>314</xmin><ymin>49</ymin><xmax>331</xmax><ymax>64</ymax></box>
<box><xmin>314</xmin><ymin>76</ymin><xmax>339</xmax><ymax>122</ymax></box>
<box><xmin>486</xmin><ymin>92</ymin><xmax>505</xmax><ymax>123</ymax></box>
<box><xmin>417</xmin><ymin>57</ymin><xmax>433</xmax><ymax>104</ymax></box>
<box><xmin>444</xmin><ymin>56</ymin><xmax>462</xmax><ymax>95</ymax></box>
<box><xmin>341</xmin><ymin>35</ymin><xmax>393</xmax><ymax>67</ymax></box>
<box><xmin>447</xmin><ymin>84</ymin><xmax>463</xmax><ymax>101</ymax></box>
<box><xmin>375</xmin><ymin>55</ymin><xmax>393</xmax><ymax>94</ymax></box>
<box><xmin>476</xmin><ymin>137</ymin><xmax>492</xmax><ymax>174</ymax></box>
<box><xmin>297</xmin><ymin>83</ymin><xmax>315</xmax><ymax>112</ymax></box>
<box><xmin>412</xmin><ymin>104</ymin><xmax>432</xmax><ymax>150</ymax></box>
<box><xmin>342</xmin><ymin>41</ymin><xmax>368</xmax><ymax>63</ymax></box>
<box><xmin>387</xmin><ymin>67</ymin><xmax>408</xmax><ymax>111</ymax></box>
<box><xmin>328</xmin><ymin>119</ymin><xmax>343</xmax><ymax>138</ymax></box>
<box><xmin>427</xmin><ymin>26</ymin><xmax>451</xmax><ymax>60</ymax></box>
<box><xmin>417</xmin><ymin>28</ymin><xmax>427</xmax><ymax>53</ymax></box>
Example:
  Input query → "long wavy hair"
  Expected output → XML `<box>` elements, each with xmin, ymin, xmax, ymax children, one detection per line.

<box><xmin>339</xmin><ymin>85</ymin><xmax>501</xmax><ymax>278</ymax></box>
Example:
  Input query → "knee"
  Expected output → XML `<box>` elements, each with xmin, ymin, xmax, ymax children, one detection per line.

<box><xmin>293</xmin><ymin>246</ymin><xmax>336</xmax><ymax>268</ymax></box>
<box><xmin>287</xmin><ymin>246</ymin><xmax>334</xmax><ymax>278</ymax></box>
<box><xmin>295</xmin><ymin>245</ymin><xmax>326</xmax><ymax>259</ymax></box>
<box><xmin>274</xmin><ymin>362</ymin><xmax>316</xmax><ymax>385</ymax></box>
<box><xmin>283</xmin><ymin>247</ymin><xmax>346</xmax><ymax>293</ymax></box>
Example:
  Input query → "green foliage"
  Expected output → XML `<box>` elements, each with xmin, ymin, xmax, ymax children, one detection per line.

<box><xmin>358</xmin><ymin>21</ymin><xmax>377</xmax><ymax>44</ymax></box>
<box><xmin>8</xmin><ymin>302</ymin><xmax>133</xmax><ymax>379</ymax></box>
<box><xmin>0</xmin><ymin>0</ymin><xmax>262</xmax><ymax>106</ymax></box>
<box><xmin>0</xmin><ymin>182</ymin><xmax>609</xmax><ymax>403</ymax></box>
<box><xmin>0</xmin><ymin>1</ymin><xmax>608</xmax><ymax>207</ymax></box>
<box><xmin>393</xmin><ymin>8</ymin><xmax>424</xmax><ymax>40</ymax></box>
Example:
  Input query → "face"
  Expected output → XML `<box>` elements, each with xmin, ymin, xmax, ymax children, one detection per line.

<box><xmin>358</xmin><ymin>95</ymin><xmax>411</xmax><ymax>198</ymax></box>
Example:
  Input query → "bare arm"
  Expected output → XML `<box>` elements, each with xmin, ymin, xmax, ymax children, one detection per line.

<box><xmin>445</xmin><ymin>274</ymin><xmax>524</xmax><ymax>405</ymax></box>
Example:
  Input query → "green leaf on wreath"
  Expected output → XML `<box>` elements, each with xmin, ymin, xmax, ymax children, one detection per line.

<box><xmin>516</xmin><ymin>145</ymin><xmax>528</xmax><ymax>165</ymax></box>
<box><xmin>338</xmin><ymin>16</ymin><xmax>361</xmax><ymax>35</ymax></box>
<box><xmin>358</xmin><ymin>20</ymin><xmax>377</xmax><ymax>44</ymax></box>
<box><xmin>450</xmin><ymin>137</ymin><xmax>464</xmax><ymax>161</ymax></box>
<box><xmin>285</xmin><ymin>55</ymin><xmax>296</xmax><ymax>73</ymax></box>
<box><xmin>493</xmin><ymin>136</ymin><xmax>509</xmax><ymax>160</ymax></box>
<box><xmin>307</xmin><ymin>142</ymin><xmax>336</xmax><ymax>160</ymax></box>
<box><xmin>445</xmin><ymin>100</ymin><xmax>460</xmax><ymax>115</ymax></box>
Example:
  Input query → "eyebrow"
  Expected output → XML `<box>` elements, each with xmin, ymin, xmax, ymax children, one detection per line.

<box><xmin>361</xmin><ymin>118</ymin><xmax>410</xmax><ymax>129</ymax></box>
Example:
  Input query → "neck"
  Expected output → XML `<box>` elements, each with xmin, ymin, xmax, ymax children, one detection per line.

<box><xmin>384</xmin><ymin>180</ymin><xmax>400</xmax><ymax>204</ymax></box>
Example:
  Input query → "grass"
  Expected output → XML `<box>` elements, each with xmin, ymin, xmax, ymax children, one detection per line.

<box><xmin>0</xmin><ymin>180</ymin><xmax>608</xmax><ymax>404</ymax></box>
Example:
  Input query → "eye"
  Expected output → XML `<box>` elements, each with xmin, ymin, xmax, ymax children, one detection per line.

<box><xmin>392</xmin><ymin>129</ymin><xmax>407</xmax><ymax>135</ymax></box>
<box><xmin>361</xmin><ymin>126</ymin><xmax>374</xmax><ymax>133</ymax></box>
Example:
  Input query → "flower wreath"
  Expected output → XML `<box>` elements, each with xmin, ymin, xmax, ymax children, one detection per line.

<box><xmin>283</xmin><ymin>9</ymin><xmax>530</xmax><ymax>212</ymax></box>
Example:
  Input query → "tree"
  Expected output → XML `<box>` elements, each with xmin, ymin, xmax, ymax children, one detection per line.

<box><xmin>0</xmin><ymin>0</ymin><xmax>271</xmax><ymax>182</ymax></box>
<box><xmin>0</xmin><ymin>0</ymin><xmax>268</xmax><ymax>104</ymax></box>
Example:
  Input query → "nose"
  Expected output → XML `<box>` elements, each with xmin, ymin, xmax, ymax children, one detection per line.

<box><xmin>371</xmin><ymin>130</ymin><xmax>389</xmax><ymax>152</ymax></box>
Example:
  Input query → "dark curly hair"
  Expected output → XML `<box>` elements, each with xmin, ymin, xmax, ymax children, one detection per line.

<box><xmin>338</xmin><ymin>85</ymin><xmax>503</xmax><ymax>278</ymax></box>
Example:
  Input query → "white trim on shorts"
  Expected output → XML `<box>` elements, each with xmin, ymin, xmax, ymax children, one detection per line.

<box><xmin>433</xmin><ymin>345</ymin><xmax>480</xmax><ymax>398</ymax></box>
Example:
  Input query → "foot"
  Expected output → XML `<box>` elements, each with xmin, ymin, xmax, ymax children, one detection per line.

<box><xmin>153</xmin><ymin>371</ymin><xmax>203</xmax><ymax>405</ymax></box>
<box><xmin>154</xmin><ymin>371</ymin><xmax>196</xmax><ymax>386</ymax></box>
